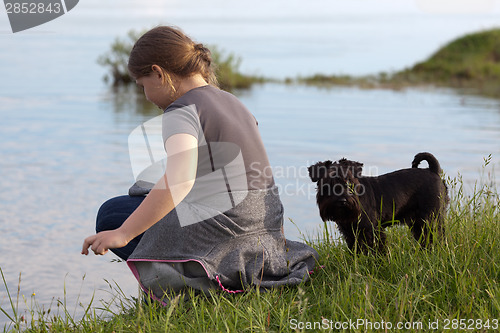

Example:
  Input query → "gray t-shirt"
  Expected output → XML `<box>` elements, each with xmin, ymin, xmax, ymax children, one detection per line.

<box><xmin>162</xmin><ymin>85</ymin><xmax>274</xmax><ymax>191</ymax></box>
<box><xmin>129</xmin><ymin>86</ymin><xmax>319</xmax><ymax>296</ymax></box>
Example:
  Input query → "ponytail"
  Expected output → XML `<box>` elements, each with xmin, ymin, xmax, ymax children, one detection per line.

<box><xmin>128</xmin><ymin>26</ymin><xmax>218</xmax><ymax>87</ymax></box>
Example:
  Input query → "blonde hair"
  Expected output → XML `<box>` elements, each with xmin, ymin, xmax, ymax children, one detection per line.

<box><xmin>128</xmin><ymin>26</ymin><xmax>218</xmax><ymax>88</ymax></box>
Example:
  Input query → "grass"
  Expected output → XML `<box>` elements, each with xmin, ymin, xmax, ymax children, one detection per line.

<box><xmin>1</xmin><ymin>161</ymin><xmax>499</xmax><ymax>332</ymax></box>
<box><xmin>400</xmin><ymin>29</ymin><xmax>500</xmax><ymax>84</ymax></box>
<box><xmin>296</xmin><ymin>28</ymin><xmax>500</xmax><ymax>98</ymax></box>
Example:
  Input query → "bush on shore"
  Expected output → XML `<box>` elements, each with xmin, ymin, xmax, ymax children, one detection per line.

<box><xmin>97</xmin><ymin>29</ymin><xmax>265</xmax><ymax>92</ymax></box>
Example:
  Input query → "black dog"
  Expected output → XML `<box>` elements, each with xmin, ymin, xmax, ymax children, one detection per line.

<box><xmin>308</xmin><ymin>152</ymin><xmax>448</xmax><ymax>253</ymax></box>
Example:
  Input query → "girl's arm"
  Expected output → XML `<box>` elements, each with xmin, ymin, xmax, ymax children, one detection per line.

<box><xmin>81</xmin><ymin>133</ymin><xmax>198</xmax><ymax>256</ymax></box>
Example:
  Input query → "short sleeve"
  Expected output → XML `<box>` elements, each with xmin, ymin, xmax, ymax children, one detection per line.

<box><xmin>162</xmin><ymin>104</ymin><xmax>201</xmax><ymax>144</ymax></box>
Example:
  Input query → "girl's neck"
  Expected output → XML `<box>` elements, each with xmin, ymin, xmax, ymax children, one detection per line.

<box><xmin>176</xmin><ymin>74</ymin><xmax>209</xmax><ymax>97</ymax></box>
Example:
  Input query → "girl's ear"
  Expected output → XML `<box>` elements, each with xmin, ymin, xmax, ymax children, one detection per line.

<box><xmin>151</xmin><ymin>65</ymin><xmax>164</xmax><ymax>79</ymax></box>
<box><xmin>151</xmin><ymin>65</ymin><xmax>176</xmax><ymax>88</ymax></box>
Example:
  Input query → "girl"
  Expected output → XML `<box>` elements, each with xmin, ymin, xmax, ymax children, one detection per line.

<box><xmin>82</xmin><ymin>26</ymin><xmax>318</xmax><ymax>301</ymax></box>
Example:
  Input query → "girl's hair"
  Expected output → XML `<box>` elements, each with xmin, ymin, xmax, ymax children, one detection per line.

<box><xmin>128</xmin><ymin>26</ymin><xmax>218</xmax><ymax>88</ymax></box>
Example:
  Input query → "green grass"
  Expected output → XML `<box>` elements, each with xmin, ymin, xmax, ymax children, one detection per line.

<box><xmin>297</xmin><ymin>28</ymin><xmax>500</xmax><ymax>98</ymax></box>
<box><xmin>2</xmin><ymin>162</ymin><xmax>500</xmax><ymax>332</ymax></box>
<box><xmin>401</xmin><ymin>28</ymin><xmax>500</xmax><ymax>84</ymax></box>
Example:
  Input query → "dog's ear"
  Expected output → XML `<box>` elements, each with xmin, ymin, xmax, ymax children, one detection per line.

<box><xmin>308</xmin><ymin>160</ymin><xmax>332</xmax><ymax>182</ymax></box>
<box><xmin>351</xmin><ymin>161</ymin><xmax>363</xmax><ymax>178</ymax></box>
<box><xmin>338</xmin><ymin>159</ymin><xmax>363</xmax><ymax>178</ymax></box>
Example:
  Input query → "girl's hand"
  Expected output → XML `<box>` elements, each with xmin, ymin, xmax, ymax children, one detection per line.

<box><xmin>81</xmin><ymin>229</ymin><xmax>129</xmax><ymax>256</ymax></box>
<box><xmin>81</xmin><ymin>133</ymin><xmax>197</xmax><ymax>257</ymax></box>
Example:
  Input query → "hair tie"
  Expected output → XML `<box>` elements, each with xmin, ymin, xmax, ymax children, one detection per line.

<box><xmin>194</xmin><ymin>43</ymin><xmax>211</xmax><ymax>63</ymax></box>
<box><xmin>194</xmin><ymin>43</ymin><xmax>205</xmax><ymax>52</ymax></box>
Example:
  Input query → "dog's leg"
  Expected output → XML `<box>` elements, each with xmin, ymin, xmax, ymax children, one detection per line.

<box><xmin>337</xmin><ymin>221</ymin><xmax>375</xmax><ymax>254</ymax></box>
<box><xmin>376</xmin><ymin>228</ymin><xmax>387</xmax><ymax>254</ymax></box>
<box><xmin>357</xmin><ymin>218</ymin><xmax>377</xmax><ymax>254</ymax></box>
<box><xmin>435</xmin><ymin>195</ymin><xmax>447</xmax><ymax>239</ymax></box>
<box><xmin>436</xmin><ymin>209</ymin><xmax>446</xmax><ymax>239</ymax></box>
<box><xmin>412</xmin><ymin>190</ymin><xmax>447</xmax><ymax>247</ymax></box>
<box><xmin>413</xmin><ymin>199</ymin><xmax>447</xmax><ymax>247</ymax></box>
<box><xmin>336</xmin><ymin>223</ymin><xmax>356</xmax><ymax>251</ymax></box>
<box><xmin>411</xmin><ymin>218</ymin><xmax>429</xmax><ymax>246</ymax></box>
<box><xmin>411</xmin><ymin>215</ymin><xmax>442</xmax><ymax>247</ymax></box>
<box><xmin>427</xmin><ymin>209</ymin><xmax>446</xmax><ymax>245</ymax></box>
<box><xmin>362</xmin><ymin>223</ymin><xmax>387</xmax><ymax>254</ymax></box>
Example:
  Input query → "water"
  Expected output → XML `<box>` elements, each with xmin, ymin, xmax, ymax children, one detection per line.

<box><xmin>1</xmin><ymin>0</ymin><xmax>500</xmax><ymax>325</ymax></box>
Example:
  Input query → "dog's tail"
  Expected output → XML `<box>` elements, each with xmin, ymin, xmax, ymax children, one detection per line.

<box><xmin>411</xmin><ymin>152</ymin><xmax>442</xmax><ymax>175</ymax></box>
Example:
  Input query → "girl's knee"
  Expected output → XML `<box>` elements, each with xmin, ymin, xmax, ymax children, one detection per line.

<box><xmin>96</xmin><ymin>195</ymin><xmax>144</xmax><ymax>232</ymax></box>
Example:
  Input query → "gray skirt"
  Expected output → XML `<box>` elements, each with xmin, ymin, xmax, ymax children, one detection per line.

<box><xmin>127</xmin><ymin>187</ymin><xmax>319</xmax><ymax>303</ymax></box>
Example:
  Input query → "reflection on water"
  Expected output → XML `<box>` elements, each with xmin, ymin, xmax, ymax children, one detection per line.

<box><xmin>0</xmin><ymin>83</ymin><xmax>499</xmax><ymax>325</ymax></box>
<box><xmin>107</xmin><ymin>85</ymin><xmax>163</xmax><ymax>117</ymax></box>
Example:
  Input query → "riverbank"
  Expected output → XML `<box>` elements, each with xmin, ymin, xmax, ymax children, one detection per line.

<box><xmin>294</xmin><ymin>28</ymin><xmax>500</xmax><ymax>99</ymax></box>
<box><xmin>2</xmin><ymin>166</ymin><xmax>499</xmax><ymax>332</ymax></box>
<box><xmin>101</xmin><ymin>28</ymin><xmax>500</xmax><ymax>98</ymax></box>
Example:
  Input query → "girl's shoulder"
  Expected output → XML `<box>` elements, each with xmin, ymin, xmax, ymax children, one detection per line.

<box><xmin>174</xmin><ymin>85</ymin><xmax>244</xmax><ymax>111</ymax></box>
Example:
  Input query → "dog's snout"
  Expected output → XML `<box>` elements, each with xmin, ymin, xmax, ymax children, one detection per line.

<box><xmin>337</xmin><ymin>197</ymin><xmax>347</xmax><ymax>205</ymax></box>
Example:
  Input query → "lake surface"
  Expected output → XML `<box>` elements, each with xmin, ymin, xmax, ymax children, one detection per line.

<box><xmin>1</xmin><ymin>0</ymin><xmax>499</xmax><ymax>325</ymax></box>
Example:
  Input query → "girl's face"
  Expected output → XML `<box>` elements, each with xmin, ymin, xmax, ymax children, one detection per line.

<box><xmin>135</xmin><ymin>68</ymin><xmax>176</xmax><ymax>110</ymax></box>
